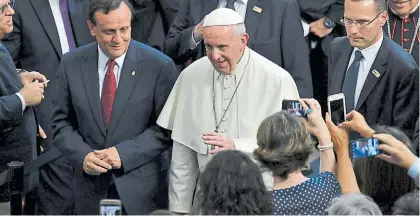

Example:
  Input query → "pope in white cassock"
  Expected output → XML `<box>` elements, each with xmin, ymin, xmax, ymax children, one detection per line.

<box><xmin>157</xmin><ymin>8</ymin><xmax>300</xmax><ymax>214</ymax></box>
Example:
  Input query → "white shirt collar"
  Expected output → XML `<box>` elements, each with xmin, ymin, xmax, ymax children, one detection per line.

<box><xmin>354</xmin><ymin>32</ymin><xmax>383</xmax><ymax>62</ymax></box>
<box><xmin>98</xmin><ymin>45</ymin><xmax>127</xmax><ymax>70</ymax></box>
<box><xmin>219</xmin><ymin>0</ymin><xmax>248</xmax><ymax>5</ymax></box>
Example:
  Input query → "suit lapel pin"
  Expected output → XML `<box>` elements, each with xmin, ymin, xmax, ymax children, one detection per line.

<box><xmin>371</xmin><ymin>69</ymin><xmax>381</xmax><ymax>78</ymax></box>
<box><xmin>253</xmin><ymin>6</ymin><xmax>262</xmax><ymax>13</ymax></box>
<box><xmin>131</xmin><ymin>71</ymin><xmax>136</xmax><ymax>76</ymax></box>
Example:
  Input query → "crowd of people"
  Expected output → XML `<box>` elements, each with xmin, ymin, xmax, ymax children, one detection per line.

<box><xmin>0</xmin><ymin>0</ymin><xmax>418</xmax><ymax>215</ymax></box>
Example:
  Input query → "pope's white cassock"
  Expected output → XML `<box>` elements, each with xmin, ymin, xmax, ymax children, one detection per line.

<box><xmin>157</xmin><ymin>45</ymin><xmax>300</xmax><ymax>212</ymax></box>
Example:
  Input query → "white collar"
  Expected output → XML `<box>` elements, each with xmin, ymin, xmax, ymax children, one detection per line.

<box><xmin>354</xmin><ymin>32</ymin><xmax>384</xmax><ymax>62</ymax></box>
<box><xmin>97</xmin><ymin>45</ymin><xmax>127</xmax><ymax>70</ymax></box>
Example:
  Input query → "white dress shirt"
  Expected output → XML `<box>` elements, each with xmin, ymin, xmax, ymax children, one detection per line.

<box><xmin>347</xmin><ymin>33</ymin><xmax>383</xmax><ymax>108</ymax></box>
<box><xmin>190</xmin><ymin>0</ymin><xmax>248</xmax><ymax>48</ymax></box>
<box><xmin>49</xmin><ymin>0</ymin><xmax>71</xmax><ymax>54</ymax></box>
<box><xmin>97</xmin><ymin>46</ymin><xmax>126</xmax><ymax>98</ymax></box>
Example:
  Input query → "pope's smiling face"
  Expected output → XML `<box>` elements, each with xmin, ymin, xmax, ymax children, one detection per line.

<box><xmin>388</xmin><ymin>0</ymin><xmax>420</xmax><ymax>18</ymax></box>
<box><xmin>203</xmin><ymin>25</ymin><xmax>249</xmax><ymax>75</ymax></box>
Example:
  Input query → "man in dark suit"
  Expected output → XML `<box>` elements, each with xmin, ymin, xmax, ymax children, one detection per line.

<box><xmin>130</xmin><ymin>0</ymin><xmax>180</xmax><ymax>50</ymax></box>
<box><xmin>298</xmin><ymin>0</ymin><xmax>346</xmax><ymax>113</ymax></box>
<box><xmin>163</xmin><ymin>0</ymin><xmax>313</xmax><ymax>98</ymax></box>
<box><xmin>2</xmin><ymin>0</ymin><xmax>94</xmax><ymax>214</ymax></box>
<box><xmin>328</xmin><ymin>0</ymin><xmax>419</xmax><ymax>139</ymax></box>
<box><xmin>0</xmin><ymin>0</ymin><xmax>47</xmax><ymax>214</ymax></box>
<box><xmin>52</xmin><ymin>0</ymin><xmax>178</xmax><ymax>214</ymax></box>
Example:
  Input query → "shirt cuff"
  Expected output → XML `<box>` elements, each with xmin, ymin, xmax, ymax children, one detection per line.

<box><xmin>15</xmin><ymin>93</ymin><xmax>26</xmax><ymax>113</ymax></box>
<box><xmin>190</xmin><ymin>30</ymin><xmax>201</xmax><ymax>49</ymax></box>
<box><xmin>407</xmin><ymin>158</ymin><xmax>420</xmax><ymax>179</ymax></box>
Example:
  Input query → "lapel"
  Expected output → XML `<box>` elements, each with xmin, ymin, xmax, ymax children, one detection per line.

<box><xmin>244</xmin><ymin>0</ymin><xmax>263</xmax><ymax>42</ymax></box>
<box><xmin>30</xmin><ymin>0</ymin><xmax>62</xmax><ymax>56</ymax></box>
<box><xmin>81</xmin><ymin>44</ymin><xmax>107</xmax><ymax>137</ymax></box>
<box><xmin>330</xmin><ymin>39</ymin><xmax>353</xmax><ymax>94</ymax></box>
<box><xmin>107</xmin><ymin>41</ymin><xmax>143</xmax><ymax>135</ymax></box>
<box><xmin>355</xmin><ymin>38</ymin><xmax>388</xmax><ymax>110</ymax></box>
<box><xmin>68</xmin><ymin>0</ymin><xmax>93</xmax><ymax>46</ymax></box>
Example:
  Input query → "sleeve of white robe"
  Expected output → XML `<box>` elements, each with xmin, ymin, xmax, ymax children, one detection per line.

<box><xmin>169</xmin><ymin>141</ymin><xmax>199</xmax><ymax>213</ymax></box>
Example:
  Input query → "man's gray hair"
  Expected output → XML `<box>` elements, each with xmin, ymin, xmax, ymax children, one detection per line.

<box><xmin>328</xmin><ymin>193</ymin><xmax>383</xmax><ymax>215</ymax></box>
<box><xmin>231</xmin><ymin>23</ymin><xmax>246</xmax><ymax>37</ymax></box>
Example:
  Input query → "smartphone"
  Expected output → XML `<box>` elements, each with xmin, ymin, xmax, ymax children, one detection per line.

<box><xmin>100</xmin><ymin>199</ymin><xmax>122</xmax><ymax>216</ymax></box>
<box><xmin>327</xmin><ymin>93</ymin><xmax>346</xmax><ymax>125</ymax></box>
<box><xmin>282</xmin><ymin>100</ymin><xmax>305</xmax><ymax>117</ymax></box>
<box><xmin>351</xmin><ymin>137</ymin><xmax>381</xmax><ymax>159</ymax></box>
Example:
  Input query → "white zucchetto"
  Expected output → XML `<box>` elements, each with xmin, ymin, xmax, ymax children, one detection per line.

<box><xmin>203</xmin><ymin>8</ymin><xmax>244</xmax><ymax>27</ymax></box>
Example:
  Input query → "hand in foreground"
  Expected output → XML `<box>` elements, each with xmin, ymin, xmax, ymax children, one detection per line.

<box><xmin>202</xmin><ymin>132</ymin><xmax>235</xmax><ymax>154</ymax></box>
<box><xmin>94</xmin><ymin>147</ymin><xmax>122</xmax><ymax>169</ymax></box>
<box><xmin>18</xmin><ymin>80</ymin><xmax>45</xmax><ymax>106</ymax></box>
<box><xmin>300</xmin><ymin>98</ymin><xmax>331</xmax><ymax>144</ymax></box>
<box><xmin>20</xmin><ymin>71</ymin><xmax>47</xmax><ymax>86</ymax></box>
<box><xmin>83</xmin><ymin>152</ymin><xmax>112</xmax><ymax>175</ymax></box>
<box><xmin>310</xmin><ymin>17</ymin><xmax>333</xmax><ymax>38</ymax></box>
<box><xmin>340</xmin><ymin>111</ymin><xmax>375</xmax><ymax>137</ymax></box>
<box><xmin>193</xmin><ymin>16</ymin><xmax>206</xmax><ymax>42</ymax></box>
<box><xmin>326</xmin><ymin>112</ymin><xmax>349</xmax><ymax>155</ymax></box>
<box><xmin>375</xmin><ymin>133</ymin><xmax>418</xmax><ymax>169</ymax></box>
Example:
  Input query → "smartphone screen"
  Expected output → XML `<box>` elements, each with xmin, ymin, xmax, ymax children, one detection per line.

<box><xmin>100</xmin><ymin>204</ymin><xmax>121</xmax><ymax>216</ymax></box>
<box><xmin>351</xmin><ymin>138</ymin><xmax>380</xmax><ymax>159</ymax></box>
<box><xmin>329</xmin><ymin>98</ymin><xmax>345</xmax><ymax>125</ymax></box>
<box><xmin>282</xmin><ymin>100</ymin><xmax>305</xmax><ymax>117</ymax></box>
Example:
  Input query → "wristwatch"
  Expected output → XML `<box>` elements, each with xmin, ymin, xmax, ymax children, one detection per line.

<box><xmin>323</xmin><ymin>17</ymin><xmax>336</xmax><ymax>29</ymax></box>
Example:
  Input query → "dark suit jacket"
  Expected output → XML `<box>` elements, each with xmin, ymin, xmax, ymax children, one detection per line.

<box><xmin>0</xmin><ymin>43</ymin><xmax>38</xmax><ymax>200</ymax></box>
<box><xmin>52</xmin><ymin>41</ymin><xmax>178</xmax><ymax>214</ymax></box>
<box><xmin>328</xmin><ymin>36</ymin><xmax>419</xmax><ymax>138</ymax></box>
<box><xmin>163</xmin><ymin>0</ymin><xmax>313</xmax><ymax>97</ymax></box>
<box><xmin>131</xmin><ymin>0</ymin><xmax>180</xmax><ymax>50</ymax></box>
<box><xmin>2</xmin><ymin>0</ymin><xmax>94</xmax><ymax>151</ymax></box>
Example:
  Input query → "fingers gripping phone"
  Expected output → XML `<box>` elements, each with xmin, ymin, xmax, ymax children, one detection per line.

<box><xmin>351</xmin><ymin>137</ymin><xmax>381</xmax><ymax>159</ymax></box>
<box><xmin>100</xmin><ymin>199</ymin><xmax>122</xmax><ymax>216</ymax></box>
<box><xmin>282</xmin><ymin>100</ymin><xmax>305</xmax><ymax>117</ymax></box>
<box><xmin>328</xmin><ymin>93</ymin><xmax>346</xmax><ymax>125</ymax></box>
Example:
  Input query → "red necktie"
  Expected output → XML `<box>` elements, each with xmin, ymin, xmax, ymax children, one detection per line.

<box><xmin>101</xmin><ymin>59</ymin><xmax>117</xmax><ymax>129</ymax></box>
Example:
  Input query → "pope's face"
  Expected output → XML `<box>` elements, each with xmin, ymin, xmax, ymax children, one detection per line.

<box><xmin>87</xmin><ymin>1</ymin><xmax>131</xmax><ymax>59</ymax></box>
<box><xmin>388</xmin><ymin>0</ymin><xmax>419</xmax><ymax>18</ymax></box>
<box><xmin>203</xmin><ymin>25</ymin><xmax>248</xmax><ymax>74</ymax></box>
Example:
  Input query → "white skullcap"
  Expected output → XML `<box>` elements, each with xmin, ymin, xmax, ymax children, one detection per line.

<box><xmin>203</xmin><ymin>8</ymin><xmax>244</xmax><ymax>27</ymax></box>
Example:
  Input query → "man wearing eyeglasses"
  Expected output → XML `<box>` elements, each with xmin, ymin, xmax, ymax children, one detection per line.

<box><xmin>2</xmin><ymin>0</ymin><xmax>94</xmax><ymax>214</ymax></box>
<box><xmin>0</xmin><ymin>0</ymin><xmax>48</xmax><ymax>214</ymax></box>
<box><xmin>328</xmin><ymin>0</ymin><xmax>419</xmax><ymax>139</ymax></box>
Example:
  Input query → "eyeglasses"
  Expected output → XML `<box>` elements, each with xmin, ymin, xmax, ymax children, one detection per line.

<box><xmin>0</xmin><ymin>0</ymin><xmax>14</xmax><ymax>15</ymax></box>
<box><xmin>341</xmin><ymin>11</ymin><xmax>384</xmax><ymax>30</ymax></box>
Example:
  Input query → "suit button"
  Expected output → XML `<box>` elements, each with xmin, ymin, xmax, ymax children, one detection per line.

<box><xmin>404</xmin><ymin>38</ymin><xmax>409</xmax><ymax>42</ymax></box>
<box><xmin>404</xmin><ymin>18</ymin><xmax>409</xmax><ymax>23</ymax></box>
<box><xmin>404</xmin><ymin>28</ymin><xmax>409</xmax><ymax>32</ymax></box>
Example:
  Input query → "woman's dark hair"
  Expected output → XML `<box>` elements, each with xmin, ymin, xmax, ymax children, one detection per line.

<box><xmin>88</xmin><ymin>0</ymin><xmax>134</xmax><ymax>25</ymax></box>
<box><xmin>354</xmin><ymin>125</ymin><xmax>416</xmax><ymax>215</ymax></box>
<box><xmin>392</xmin><ymin>189</ymin><xmax>419</xmax><ymax>215</ymax></box>
<box><xmin>254</xmin><ymin>111</ymin><xmax>314</xmax><ymax>178</ymax></box>
<box><xmin>197</xmin><ymin>150</ymin><xmax>272</xmax><ymax>215</ymax></box>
